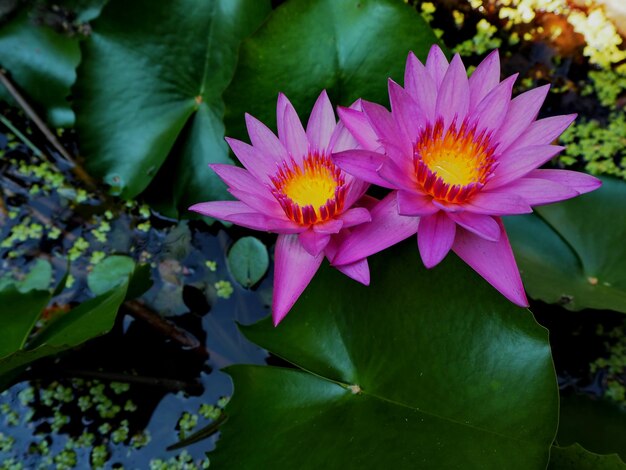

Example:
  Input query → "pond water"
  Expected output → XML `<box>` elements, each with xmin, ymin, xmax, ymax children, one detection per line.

<box><xmin>0</xmin><ymin>117</ymin><xmax>272</xmax><ymax>468</ymax></box>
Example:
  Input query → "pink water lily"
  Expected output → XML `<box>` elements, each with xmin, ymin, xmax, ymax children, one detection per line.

<box><xmin>332</xmin><ymin>46</ymin><xmax>601</xmax><ymax>306</ymax></box>
<box><xmin>190</xmin><ymin>91</ymin><xmax>371</xmax><ymax>325</ymax></box>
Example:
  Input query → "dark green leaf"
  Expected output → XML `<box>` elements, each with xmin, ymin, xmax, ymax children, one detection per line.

<box><xmin>74</xmin><ymin>0</ymin><xmax>271</xmax><ymax>215</ymax></box>
<box><xmin>549</xmin><ymin>444</ymin><xmax>626</xmax><ymax>469</ymax></box>
<box><xmin>506</xmin><ymin>177</ymin><xmax>626</xmax><ymax>313</ymax></box>
<box><xmin>558</xmin><ymin>393</ymin><xmax>626</xmax><ymax>460</ymax></box>
<box><xmin>28</xmin><ymin>281</ymin><xmax>127</xmax><ymax>349</ymax></box>
<box><xmin>223</xmin><ymin>0</ymin><xmax>440</xmax><ymax>140</ymax></box>
<box><xmin>126</xmin><ymin>263</ymin><xmax>152</xmax><ymax>301</ymax></box>
<box><xmin>209</xmin><ymin>242</ymin><xmax>558</xmax><ymax>468</ymax></box>
<box><xmin>0</xmin><ymin>282</ymin><xmax>127</xmax><ymax>390</ymax></box>
<box><xmin>0</xmin><ymin>286</ymin><xmax>50</xmax><ymax>358</ymax></box>
<box><xmin>0</xmin><ymin>11</ymin><xmax>80</xmax><ymax>127</ymax></box>
<box><xmin>227</xmin><ymin>236</ymin><xmax>269</xmax><ymax>288</ymax></box>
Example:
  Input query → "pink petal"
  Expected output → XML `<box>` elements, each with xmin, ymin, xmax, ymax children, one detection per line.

<box><xmin>306</xmin><ymin>90</ymin><xmax>336</xmax><ymax>153</ymax></box>
<box><xmin>468</xmin><ymin>49</ymin><xmax>501</xmax><ymax>110</ymax></box>
<box><xmin>377</xmin><ymin>159</ymin><xmax>416</xmax><ymax>191</ymax></box>
<box><xmin>209</xmin><ymin>163</ymin><xmax>274</xmax><ymax>200</ymax></box>
<box><xmin>273</xmin><ymin>234</ymin><xmax>324</xmax><ymax>325</ymax></box>
<box><xmin>228</xmin><ymin>188</ymin><xmax>284</xmax><ymax>217</ymax></box>
<box><xmin>361</xmin><ymin>100</ymin><xmax>412</xmax><ymax>165</ymax></box>
<box><xmin>334</xmin><ymin>258</ymin><xmax>370</xmax><ymax>285</ymax></box>
<box><xmin>452</xmin><ymin>221</ymin><xmax>528</xmax><ymax>307</ymax></box>
<box><xmin>244</xmin><ymin>113</ymin><xmax>289</xmax><ymax>163</ymax></box>
<box><xmin>436</xmin><ymin>54</ymin><xmax>470</xmax><ymax>127</ymax></box>
<box><xmin>506</xmin><ymin>114</ymin><xmax>577</xmax><ymax>151</ymax></box>
<box><xmin>328</xmin><ymin>119</ymin><xmax>359</xmax><ymax>153</ymax></box>
<box><xmin>425</xmin><ymin>45</ymin><xmax>449</xmax><ymax>89</ymax></box>
<box><xmin>397</xmin><ymin>190</ymin><xmax>438</xmax><ymax>216</ymax></box>
<box><xmin>312</xmin><ymin>218</ymin><xmax>344</xmax><ymax>234</ymax></box>
<box><xmin>495</xmin><ymin>85</ymin><xmax>550</xmax><ymax>151</ymax></box>
<box><xmin>389</xmin><ymin>78</ymin><xmax>424</xmax><ymax>143</ymax></box>
<box><xmin>332</xmin><ymin>150</ymin><xmax>393</xmax><ymax>188</ymax></box>
<box><xmin>225</xmin><ymin>137</ymin><xmax>277</xmax><ymax>183</ymax></box>
<box><xmin>261</xmin><ymin>217</ymin><xmax>306</xmax><ymax>233</ymax></box>
<box><xmin>447</xmin><ymin>212</ymin><xmax>501</xmax><ymax>242</ymax></box>
<box><xmin>465</xmin><ymin>192</ymin><xmax>533</xmax><ymax>215</ymax></box>
<box><xmin>189</xmin><ymin>200</ymin><xmax>251</xmax><ymax>219</ymax></box>
<box><xmin>489</xmin><ymin>145</ymin><xmax>565</xmax><ymax>188</ymax></box>
<box><xmin>404</xmin><ymin>51</ymin><xmax>437</xmax><ymax>121</ymax></box>
<box><xmin>417</xmin><ymin>211</ymin><xmax>456</xmax><ymax>268</ymax></box>
<box><xmin>343</xmin><ymin>179</ymin><xmax>370</xmax><ymax>209</ymax></box>
<box><xmin>336</xmin><ymin>105</ymin><xmax>380</xmax><ymax>151</ymax></box>
<box><xmin>432</xmin><ymin>199</ymin><xmax>464</xmax><ymax>213</ymax></box>
<box><xmin>277</xmin><ymin>93</ymin><xmax>308</xmax><ymax>162</ymax></box>
<box><xmin>338</xmin><ymin>207</ymin><xmax>371</xmax><ymax>228</ymax></box>
<box><xmin>298</xmin><ymin>229</ymin><xmax>331</xmax><ymax>256</ymax></box>
<box><xmin>354</xmin><ymin>194</ymin><xmax>379</xmax><ymax>210</ymax></box>
<box><xmin>498</xmin><ymin>177</ymin><xmax>578</xmax><ymax>206</ymax></box>
<box><xmin>468</xmin><ymin>74</ymin><xmax>516</xmax><ymax>136</ymax></box>
<box><xmin>229</xmin><ymin>213</ymin><xmax>304</xmax><ymax>233</ymax></box>
<box><xmin>332</xmin><ymin>192</ymin><xmax>420</xmax><ymax>266</ymax></box>
<box><xmin>190</xmin><ymin>202</ymin><xmax>301</xmax><ymax>233</ymax></box>
<box><xmin>526</xmin><ymin>169</ymin><xmax>602</xmax><ymax>194</ymax></box>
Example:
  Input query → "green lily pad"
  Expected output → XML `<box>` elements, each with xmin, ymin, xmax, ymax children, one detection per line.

<box><xmin>87</xmin><ymin>255</ymin><xmax>136</xmax><ymax>296</ymax></box>
<box><xmin>557</xmin><ymin>393</ymin><xmax>626</xmax><ymax>461</ymax></box>
<box><xmin>505</xmin><ymin>177</ymin><xmax>626</xmax><ymax>313</ymax></box>
<box><xmin>0</xmin><ymin>259</ymin><xmax>53</xmax><ymax>293</ymax></box>
<box><xmin>73</xmin><ymin>0</ymin><xmax>271</xmax><ymax>216</ymax></box>
<box><xmin>227</xmin><ymin>236</ymin><xmax>269</xmax><ymax>288</ymax></box>
<box><xmin>209</xmin><ymin>242</ymin><xmax>558</xmax><ymax>468</ymax></box>
<box><xmin>0</xmin><ymin>286</ymin><xmax>50</xmax><ymax>358</ymax></box>
<box><xmin>223</xmin><ymin>0</ymin><xmax>440</xmax><ymax>140</ymax></box>
<box><xmin>0</xmin><ymin>11</ymin><xmax>80</xmax><ymax>127</ymax></box>
<box><xmin>549</xmin><ymin>444</ymin><xmax>626</xmax><ymax>469</ymax></box>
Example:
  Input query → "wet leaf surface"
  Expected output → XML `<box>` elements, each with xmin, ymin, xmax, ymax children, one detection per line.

<box><xmin>74</xmin><ymin>0</ymin><xmax>271</xmax><ymax>214</ymax></box>
<box><xmin>549</xmin><ymin>443</ymin><xmax>626</xmax><ymax>470</ymax></box>
<box><xmin>506</xmin><ymin>177</ymin><xmax>626</xmax><ymax>313</ymax></box>
<box><xmin>211</xmin><ymin>242</ymin><xmax>558</xmax><ymax>469</ymax></box>
<box><xmin>223</xmin><ymin>0</ymin><xmax>441</xmax><ymax>140</ymax></box>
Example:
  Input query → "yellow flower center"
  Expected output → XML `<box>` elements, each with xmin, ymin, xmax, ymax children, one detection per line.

<box><xmin>282</xmin><ymin>165</ymin><xmax>337</xmax><ymax>209</ymax></box>
<box><xmin>270</xmin><ymin>153</ymin><xmax>346</xmax><ymax>225</ymax></box>
<box><xmin>414</xmin><ymin>119</ymin><xmax>496</xmax><ymax>203</ymax></box>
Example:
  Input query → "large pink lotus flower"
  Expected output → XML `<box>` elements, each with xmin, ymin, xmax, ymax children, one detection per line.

<box><xmin>332</xmin><ymin>46</ymin><xmax>601</xmax><ymax>306</ymax></box>
<box><xmin>190</xmin><ymin>91</ymin><xmax>371</xmax><ymax>325</ymax></box>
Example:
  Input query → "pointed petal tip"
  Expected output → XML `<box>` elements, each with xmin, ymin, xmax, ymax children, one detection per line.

<box><xmin>516</xmin><ymin>295</ymin><xmax>530</xmax><ymax>309</ymax></box>
<box><xmin>272</xmin><ymin>307</ymin><xmax>288</xmax><ymax>327</ymax></box>
<box><xmin>188</xmin><ymin>203</ymin><xmax>203</xmax><ymax>213</ymax></box>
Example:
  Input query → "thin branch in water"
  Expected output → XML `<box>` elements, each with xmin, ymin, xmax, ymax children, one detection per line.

<box><xmin>0</xmin><ymin>113</ymin><xmax>47</xmax><ymax>160</ymax></box>
<box><xmin>0</xmin><ymin>69</ymin><xmax>98</xmax><ymax>191</ymax></box>
<box><xmin>124</xmin><ymin>300</ymin><xmax>209</xmax><ymax>359</ymax></box>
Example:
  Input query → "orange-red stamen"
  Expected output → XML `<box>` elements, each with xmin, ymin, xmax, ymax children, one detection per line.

<box><xmin>413</xmin><ymin>118</ymin><xmax>497</xmax><ymax>203</ymax></box>
<box><xmin>270</xmin><ymin>152</ymin><xmax>346</xmax><ymax>225</ymax></box>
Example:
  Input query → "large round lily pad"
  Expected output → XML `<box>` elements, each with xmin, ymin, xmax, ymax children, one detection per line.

<box><xmin>223</xmin><ymin>0</ymin><xmax>440</xmax><ymax>139</ymax></box>
<box><xmin>506</xmin><ymin>177</ymin><xmax>626</xmax><ymax>313</ymax></box>
<box><xmin>209</xmin><ymin>242</ymin><xmax>558</xmax><ymax>469</ymax></box>
<box><xmin>73</xmin><ymin>0</ymin><xmax>271</xmax><ymax>215</ymax></box>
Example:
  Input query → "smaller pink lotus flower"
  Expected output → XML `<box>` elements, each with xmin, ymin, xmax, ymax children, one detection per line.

<box><xmin>190</xmin><ymin>91</ymin><xmax>371</xmax><ymax>325</ymax></box>
<box><xmin>332</xmin><ymin>46</ymin><xmax>601</xmax><ymax>306</ymax></box>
